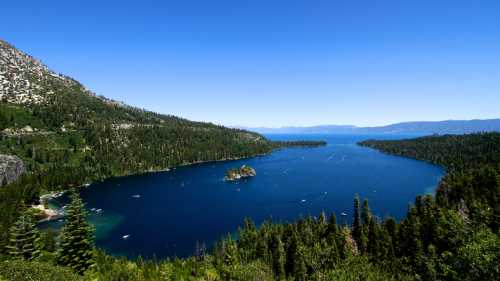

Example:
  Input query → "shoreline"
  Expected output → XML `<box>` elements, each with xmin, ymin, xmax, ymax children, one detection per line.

<box><xmin>36</xmin><ymin>152</ymin><xmax>271</xmax><ymax>223</ymax></box>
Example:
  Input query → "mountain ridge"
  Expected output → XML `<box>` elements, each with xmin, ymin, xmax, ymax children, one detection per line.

<box><xmin>239</xmin><ymin>119</ymin><xmax>500</xmax><ymax>135</ymax></box>
<box><xmin>0</xmin><ymin>38</ymin><xmax>271</xmax><ymax>191</ymax></box>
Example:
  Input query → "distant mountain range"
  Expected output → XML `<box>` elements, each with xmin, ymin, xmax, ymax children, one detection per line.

<box><xmin>239</xmin><ymin>119</ymin><xmax>500</xmax><ymax>135</ymax></box>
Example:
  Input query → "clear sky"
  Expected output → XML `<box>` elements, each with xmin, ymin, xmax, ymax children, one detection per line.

<box><xmin>2</xmin><ymin>0</ymin><xmax>499</xmax><ymax>127</ymax></box>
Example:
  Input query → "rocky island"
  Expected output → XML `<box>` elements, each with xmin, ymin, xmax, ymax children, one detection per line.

<box><xmin>224</xmin><ymin>165</ymin><xmax>256</xmax><ymax>181</ymax></box>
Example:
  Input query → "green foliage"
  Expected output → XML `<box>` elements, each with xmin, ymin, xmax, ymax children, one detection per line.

<box><xmin>40</xmin><ymin>228</ymin><xmax>57</xmax><ymax>252</ymax></box>
<box><xmin>0</xmin><ymin>94</ymin><xmax>272</xmax><ymax>249</ymax></box>
<box><xmin>5</xmin><ymin>210</ymin><xmax>40</xmax><ymax>260</ymax></box>
<box><xmin>56</xmin><ymin>189</ymin><xmax>94</xmax><ymax>274</ymax></box>
<box><xmin>1</xmin><ymin>121</ymin><xmax>500</xmax><ymax>280</ymax></box>
<box><xmin>0</xmin><ymin>260</ymin><xmax>83</xmax><ymax>281</ymax></box>
<box><xmin>321</xmin><ymin>256</ymin><xmax>415</xmax><ymax>281</ymax></box>
<box><xmin>359</xmin><ymin>133</ymin><xmax>500</xmax><ymax>171</ymax></box>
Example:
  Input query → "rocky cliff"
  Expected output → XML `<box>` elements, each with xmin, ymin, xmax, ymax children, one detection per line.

<box><xmin>0</xmin><ymin>154</ymin><xmax>25</xmax><ymax>186</ymax></box>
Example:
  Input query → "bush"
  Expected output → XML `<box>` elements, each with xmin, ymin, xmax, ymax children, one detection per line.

<box><xmin>0</xmin><ymin>260</ymin><xmax>83</xmax><ymax>281</ymax></box>
<box><xmin>322</xmin><ymin>257</ymin><xmax>416</xmax><ymax>281</ymax></box>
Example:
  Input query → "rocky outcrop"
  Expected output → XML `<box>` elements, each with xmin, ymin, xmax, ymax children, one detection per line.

<box><xmin>0</xmin><ymin>154</ymin><xmax>25</xmax><ymax>186</ymax></box>
<box><xmin>224</xmin><ymin>165</ymin><xmax>257</xmax><ymax>181</ymax></box>
<box><xmin>0</xmin><ymin>39</ymin><xmax>113</xmax><ymax>105</ymax></box>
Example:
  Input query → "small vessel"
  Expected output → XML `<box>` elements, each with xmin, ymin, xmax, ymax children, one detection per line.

<box><xmin>95</xmin><ymin>209</ymin><xmax>103</xmax><ymax>213</ymax></box>
<box><xmin>122</xmin><ymin>234</ymin><xmax>130</xmax><ymax>240</ymax></box>
<box><xmin>301</xmin><ymin>199</ymin><xmax>307</xmax><ymax>203</ymax></box>
<box><xmin>90</xmin><ymin>208</ymin><xmax>96</xmax><ymax>212</ymax></box>
<box><xmin>131</xmin><ymin>194</ymin><xmax>141</xmax><ymax>198</ymax></box>
<box><xmin>341</xmin><ymin>212</ymin><xmax>348</xmax><ymax>216</ymax></box>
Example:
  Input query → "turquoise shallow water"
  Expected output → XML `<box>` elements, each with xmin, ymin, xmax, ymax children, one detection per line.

<box><xmin>42</xmin><ymin>134</ymin><xmax>444</xmax><ymax>258</ymax></box>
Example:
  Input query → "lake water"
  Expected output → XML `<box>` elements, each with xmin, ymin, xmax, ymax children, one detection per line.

<box><xmin>43</xmin><ymin>134</ymin><xmax>444</xmax><ymax>259</ymax></box>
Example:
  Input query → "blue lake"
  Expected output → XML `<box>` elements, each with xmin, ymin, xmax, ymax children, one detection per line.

<box><xmin>44</xmin><ymin>134</ymin><xmax>444</xmax><ymax>259</ymax></box>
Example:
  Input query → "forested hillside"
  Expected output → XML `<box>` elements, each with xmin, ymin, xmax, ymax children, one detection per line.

<box><xmin>0</xmin><ymin>39</ymin><xmax>273</xmax><ymax>255</ymax></box>
<box><xmin>360</xmin><ymin>133</ymin><xmax>500</xmax><ymax>230</ymax></box>
<box><xmin>2</xmin><ymin>129</ymin><xmax>499</xmax><ymax>280</ymax></box>
<box><xmin>1</xmin><ymin>39</ymin><xmax>498</xmax><ymax>281</ymax></box>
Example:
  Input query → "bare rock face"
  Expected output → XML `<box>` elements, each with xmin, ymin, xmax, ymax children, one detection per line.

<box><xmin>0</xmin><ymin>154</ymin><xmax>25</xmax><ymax>186</ymax></box>
<box><xmin>0</xmin><ymin>39</ymin><xmax>125</xmax><ymax>106</ymax></box>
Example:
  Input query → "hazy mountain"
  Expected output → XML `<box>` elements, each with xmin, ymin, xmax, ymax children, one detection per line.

<box><xmin>241</xmin><ymin>119</ymin><xmax>500</xmax><ymax>135</ymax></box>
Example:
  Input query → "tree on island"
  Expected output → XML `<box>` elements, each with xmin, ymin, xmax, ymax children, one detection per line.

<box><xmin>57</xmin><ymin>189</ymin><xmax>94</xmax><ymax>274</ymax></box>
<box><xmin>5</xmin><ymin>209</ymin><xmax>41</xmax><ymax>260</ymax></box>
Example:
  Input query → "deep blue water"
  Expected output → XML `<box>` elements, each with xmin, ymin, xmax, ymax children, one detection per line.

<box><xmin>43</xmin><ymin>134</ymin><xmax>443</xmax><ymax>259</ymax></box>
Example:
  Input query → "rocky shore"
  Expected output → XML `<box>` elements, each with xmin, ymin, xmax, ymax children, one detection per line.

<box><xmin>224</xmin><ymin>165</ymin><xmax>257</xmax><ymax>181</ymax></box>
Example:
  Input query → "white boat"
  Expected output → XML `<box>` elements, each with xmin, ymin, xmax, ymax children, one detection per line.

<box><xmin>90</xmin><ymin>208</ymin><xmax>96</xmax><ymax>212</ymax></box>
<box><xmin>131</xmin><ymin>194</ymin><xmax>141</xmax><ymax>198</ymax></box>
<box><xmin>95</xmin><ymin>209</ymin><xmax>102</xmax><ymax>213</ymax></box>
<box><xmin>122</xmin><ymin>234</ymin><xmax>130</xmax><ymax>239</ymax></box>
<box><xmin>341</xmin><ymin>212</ymin><xmax>348</xmax><ymax>216</ymax></box>
<box><xmin>301</xmin><ymin>199</ymin><xmax>307</xmax><ymax>203</ymax></box>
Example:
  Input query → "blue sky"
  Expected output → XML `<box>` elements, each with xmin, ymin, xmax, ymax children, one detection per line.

<box><xmin>2</xmin><ymin>0</ymin><xmax>500</xmax><ymax>127</ymax></box>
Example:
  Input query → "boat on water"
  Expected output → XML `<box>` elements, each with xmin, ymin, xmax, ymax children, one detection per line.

<box><xmin>341</xmin><ymin>212</ymin><xmax>348</xmax><ymax>216</ymax></box>
<box><xmin>131</xmin><ymin>194</ymin><xmax>141</xmax><ymax>198</ymax></box>
<box><xmin>122</xmin><ymin>234</ymin><xmax>130</xmax><ymax>239</ymax></box>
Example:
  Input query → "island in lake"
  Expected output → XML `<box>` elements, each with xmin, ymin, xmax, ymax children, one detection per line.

<box><xmin>224</xmin><ymin>165</ymin><xmax>257</xmax><ymax>181</ymax></box>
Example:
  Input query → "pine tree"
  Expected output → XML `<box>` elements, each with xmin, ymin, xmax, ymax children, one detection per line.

<box><xmin>57</xmin><ymin>189</ymin><xmax>94</xmax><ymax>274</ymax></box>
<box><xmin>220</xmin><ymin>235</ymin><xmax>240</xmax><ymax>281</ymax></box>
<box><xmin>326</xmin><ymin>212</ymin><xmax>338</xmax><ymax>239</ymax></box>
<box><xmin>5</xmin><ymin>211</ymin><xmax>40</xmax><ymax>260</ymax></box>
<box><xmin>281</xmin><ymin>230</ymin><xmax>306</xmax><ymax>280</ymax></box>
<box><xmin>367</xmin><ymin>217</ymin><xmax>379</xmax><ymax>258</ymax></box>
<box><xmin>317</xmin><ymin>211</ymin><xmax>327</xmax><ymax>238</ymax></box>
<box><xmin>361</xmin><ymin>198</ymin><xmax>372</xmax><ymax>226</ymax></box>
<box><xmin>352</xmin><ymin>194</ymin><xmax>364</xmax><ymax>252</ymax></box>
<box><xmin>270</xmin><ymin>234</ymin><xmax>286</xmax><ymax>280</ymax></box>
<box><xmin>41</xmin><ymin>228</ymin><xmax>57</xmax><ymax>252</ymax></box>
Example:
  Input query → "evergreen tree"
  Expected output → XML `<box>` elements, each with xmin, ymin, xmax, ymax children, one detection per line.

<box><xmin>317</xmin><ymin>211</ymin><xmax>327</xmax><ymax>238</ymax></box>
<box><xmin>352</xmin><ymin>194</ymin><xmax>365</xmax><ymax>253</ymax></box>
<box><xmin>5</xmin><ymin>211</ymin><xmax>40</xmax><ymax>260</ymax></box>
<box><xmin>40</xmin><ymin>228</ymin><xmax>57</xmax><ymax>252</ymax></box>
<box><xmin>56</xmin><ymin>189</ymin><xmax>94</xmax><ymax>274</ymax></box>
<box><xmin>270</xmin><ymin>234</ymin><xmax>286</xmax><ymax>280</ymax></box>
<box><xmin>367</xmin><ymin>217</ymin><xmax>379</xmax><ymax>258</ymax></box>
<box><xmin>256</xmin><ymin>232</ymin><xmax>270</xmax><ymax>262</ymax></box>
<box><xmin>327</xmin><ymin>212</ymin><xmax>338</xmax><ymax>240</ymax></box>
<box><xmin>223</xmin><ymin>235</ymin><xmax>239</xmax><ymax>267</ymax></box>
<box><xmin>291</xmin><ymin>244</ymin><xmax>307</xmax><ymax>281</ymax></box>
<box><xmin>361</xmin><ymin>198</ymin><xmax>372</xmax><ymax>226</ymax></box>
